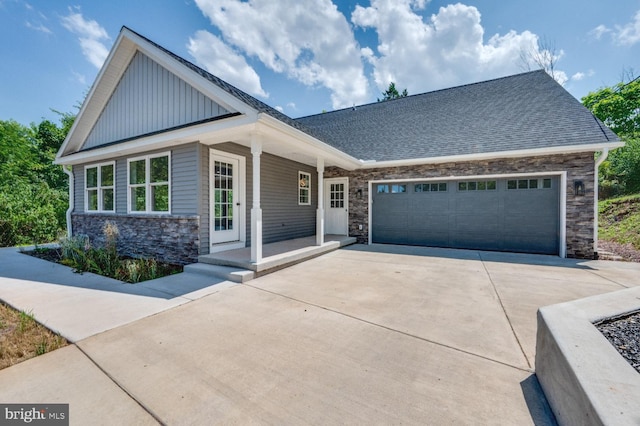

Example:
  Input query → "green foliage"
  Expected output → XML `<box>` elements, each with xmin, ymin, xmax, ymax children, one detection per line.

<box><xmin>59</xmin><ymin>224</ymin><xmax>181</xmax><ymax>283</ymax></box>
<box><xmin>0</xmin><ymin>113</ymin><xmax>74</xmax><ymax>246</ymax></box>
<box><xmin>378</xmin><ymin>82</ymin><xmax>408</xmax><ymax>102</ymax></box>
<box><xmin>582</xmin><ymin>77</ymin><xmax>640</xmax><ymax>136</ymax></box>
<box><xmin>583</xmin><ymin>76</ymin><xmax>640</xmax><ymax>197</ymax></box>
<box><xmin>0</xmin><ymin>181</ymin><xmax>66</xmax><ymax>246</ymax></box>
<box><xmin>599</xmin><ymin>194</ymin><xmax>640</xmax><ymax>250</ymax></box>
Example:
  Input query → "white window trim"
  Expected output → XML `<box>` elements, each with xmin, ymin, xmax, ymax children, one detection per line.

<box><xmin>127</xmin><ymin>152</ymin><xmax>171</xmax><ymax>214</ymax></box>
<box><xmin>298</xmin><ymin>171</ymin><xmax>311</xmax><ymax>205</ymax></box>
<box><xmin>84</xmin><ymin>161</ymin><xmax>115</xmax><ymax>213</ymax></box>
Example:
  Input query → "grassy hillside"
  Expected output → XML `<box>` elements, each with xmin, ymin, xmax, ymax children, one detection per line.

<box><xmin>599</xmin><ymin>194</ymin><xmax>640</xmax><ymax>250</ymax></box>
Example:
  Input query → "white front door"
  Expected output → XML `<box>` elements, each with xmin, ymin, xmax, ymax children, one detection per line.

<box><xmin>324</xmin><ymin>178</ymin><xmax>349</xmax><ymax>235</ymax></box>
<box><xmin>210</xmin><ymin>151</ymin><xmax>242</xmax><ymax>244</ymax></box>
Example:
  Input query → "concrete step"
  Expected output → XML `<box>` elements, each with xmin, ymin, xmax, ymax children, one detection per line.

<box><xmin>183</xmin><ymin>263</ymin><xmax>255</xmax><ymax>283</ymax></box>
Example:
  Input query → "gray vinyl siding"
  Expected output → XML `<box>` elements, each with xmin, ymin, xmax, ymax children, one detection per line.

<box><xmin>261</xmin><ymin>153</ymin><xmax>317</xmax><ymax>243</ymax></box>
<box><xmin>73</xmin><ymin>165</ymin><xmax>84</xmax><ymax>212</ymax></box>
<box><xmin>83</xmin><ymin>51</ymin><xmax>231</xmax><ymax>150</ymax></box>
<box><xmin>171</xmin><ymin>143</ymin><xmax>199</xmax><ymax>214</ymax></box>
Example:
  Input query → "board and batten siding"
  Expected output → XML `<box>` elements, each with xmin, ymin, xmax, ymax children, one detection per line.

<box><xmin>73</xmin><ymin>143</ymin><xmax>201</xmax><ymax>216</ymax></box>
<box><xmin>82</xmin><ymin>51</ymin><xmax>231</xmax><ymax>150</ymax></box>
<box><xmin>203</xmin><ymin>143</ymin><xmax>317</xmax><ymax>253</ymax></box>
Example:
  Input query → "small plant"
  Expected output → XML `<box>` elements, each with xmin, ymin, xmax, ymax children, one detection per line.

<box><xmin>18</xmin><ymin>310</ymin><xmax>35</xmax><ymax>333</ymax></box>
<box><xmin>35</xmin><ymin>337</ymin><xmax>48</xmax><ymax>356</ymax></box>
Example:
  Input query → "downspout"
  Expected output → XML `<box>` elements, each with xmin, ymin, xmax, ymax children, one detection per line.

<box><xmin>63</xmin><ymin>165</ymin><xmax>74</xmax><ymax>238</ymax></box>
<box><xmin>593</xmin><ymin>148</ymin><xmax>609</xmax><ymax>256</ymax></box>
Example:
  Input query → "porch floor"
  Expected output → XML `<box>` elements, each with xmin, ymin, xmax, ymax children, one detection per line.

<box><xmin>198</xmin><ymin>235</ymin><xmax>357</xmax><ymax>274</ymax></box>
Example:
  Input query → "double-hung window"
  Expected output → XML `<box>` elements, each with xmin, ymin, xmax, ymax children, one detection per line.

<box><xmin>128</xmin><ymin>153</ymin><xmax>171</xmax><ymax>213</ymax></box>
<box><xmin>85</xmin><ymin>162</ymin><xmax>115</xmax><ymax>212</ymax></box>
<box><xmin>298</xmin><ymin>171</ymin><xmax>311</xmax><ymax>205</ymax></box>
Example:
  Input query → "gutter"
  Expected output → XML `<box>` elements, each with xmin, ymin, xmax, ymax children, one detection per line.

<box><xmin>593</xmin><ymin>148</ymin><xmax>609</xmax><ymax>255</ymax></box>
<box><xmin>63</xmin><ymin>165</ymin><xmax>74</xmax><ymax>238</ymax></box>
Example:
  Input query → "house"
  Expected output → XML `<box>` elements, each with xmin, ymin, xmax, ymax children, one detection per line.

<box><xmin>55</xmin><ymin>27</ymin><xmax>622</xmax><ymax>266</ymax></box>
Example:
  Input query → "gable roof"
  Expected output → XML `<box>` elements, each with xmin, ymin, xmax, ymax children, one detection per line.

<box><xmin>296</xmin><ymin>70</ymin><xmax>620</xmax><ymax>162</ymax></box>
<box><xmin>57</xmin><ymin>26</ymin><xmax>621</xmax><ymax>169</ymax></box>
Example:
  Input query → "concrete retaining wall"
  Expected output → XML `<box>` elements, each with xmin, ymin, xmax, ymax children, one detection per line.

<box><xmin>536</xmin><ymin>286</ymin><xmax>640</xmax><ymax>425</ymax></box>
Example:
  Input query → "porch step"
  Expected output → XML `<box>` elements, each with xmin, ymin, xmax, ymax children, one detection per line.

<box><xmin>183</xmin><ymin>263</ymin><xmax>255</xmax><ymax>283</ymax></box>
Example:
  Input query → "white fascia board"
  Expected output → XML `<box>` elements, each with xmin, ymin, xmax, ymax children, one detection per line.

<box><xmin>56</xmin><ymin>33</ymin><xmax>137</xmax><ymax>160</ymax></box>
<box><xmin>257</xmin><ymin>113</ymin><xmax>361</xmax><ymax>170</ymax></box>
<box><xmin>359</xmin><ymin>142</ymin><xmax>625</xmax><ymax>168</ymax></box>
<box><xmin>124</xmin><ymin>28</ymin><xmax>259</xmax><ymax>119</ymax></box>
<box><xmin>55</xmin><ymin>115</ymin><xmax>256</xmax><ymax>166</ymax></box>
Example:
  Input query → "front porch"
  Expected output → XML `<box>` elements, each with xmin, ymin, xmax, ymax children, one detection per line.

<box><xmin>198</xmin><ymin>234</ymin><xmax>356</xmax><ymax>274</ymax></box>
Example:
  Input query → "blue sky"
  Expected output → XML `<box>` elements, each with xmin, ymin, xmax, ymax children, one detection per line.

<box><xmin>1</xmin><ymin>0</ymin><xmax>639</xmax><ymax>126</ymax></box>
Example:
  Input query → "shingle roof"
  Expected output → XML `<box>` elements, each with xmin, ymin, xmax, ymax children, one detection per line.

<box><xmin>126</xmin><ymin>28</ymin><xmax>618</xmax><ymax>163</ymax></box>
<box><xmin>296</xmin><ymin>70</ymin><xmax>619</xmax><ymax>162</ymax></box>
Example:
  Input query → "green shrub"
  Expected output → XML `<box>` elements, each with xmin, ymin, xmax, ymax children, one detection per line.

<box><xmin>58</xmin><ymin>223</ymin><xmax>180</xmax><ymax>283</ymax></box>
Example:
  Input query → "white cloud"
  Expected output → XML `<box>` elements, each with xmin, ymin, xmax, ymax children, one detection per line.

<box><xmin>616</xmin><ymin>10</ymin><xmax>640</xmax><ymax>45</ymax></box>
<box><xmin>25</xmin><ymin>21</ymin><xmax>51</xmax><ymax>34</ymax></box>
<box><xmin>275</xmin><ymin>105</ymin><xmax>284</xmax><ymax>112</ymax></box>
<box><xmin>71</xmin><ymin>70</ymin><xmax>87</xmax><ymax>85</ymax></box>
<box><xmin>352</xmin><ymin>1</ymin><xmax>567</xmax><ymax>93</ymax></box>
<box><xmin>591</xmin><ymin>11</ymin><xmax>640</xmax><ymax>46</ymax></box>
<box><xmin>187</xmin><ymin>30</ymin><xmax>268</xmax><ymax>98</ymax></box>
<box><xmin>60</xmin><ymin>8</ymin><xmax>110</xmax><ymax>69</ymax></box>
<box><xmin>571</xmin><ymin>72</ymin><xmax>585</xmax><ymax>81</ymax></box>
<box><xmin>589</xmin><ymin>24</ymin><xmax>611</xmax><ymax>40</ymax></box>
<box><xmin>193</xmin><ymin>0</ymin><xmax>369</xmax><ymax>109</ymax></box>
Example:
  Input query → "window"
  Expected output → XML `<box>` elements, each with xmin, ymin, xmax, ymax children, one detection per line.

<box><xmin>415</xmin><ymin>182</ymin><xmax>447</xmax><ymax>192</ymax></box>
<box><xmin>298</xmin><ymin>171</ymin><xmax>311</xmax><ymax>205</ymax></box>
<box><xmin>391</xmin><ymin>184</ymin><xmax>406</xmax><ymax>193</ymax></box>
<box><xmin>377</xmin><ymin>184</ymin><xmax>389</xmax><ymax>193</ymax></box>
<box><xmin>85</xmin><ymin>162</ymin><xmax>115</xmax><ymax>212</ymax></box>
<box><xmin>507</xmin><ymin>178</ymin><xmax>552</xmax><ymax>190</ymax></box>
<box><xmin>128</xmin><ymin>153</ymin><xmax>170</xmax><ymax>213</ymax></box>
<box><xmin>458</xmin><ymin>180</ymin><xmax>496</xmax><ymax>191</ymax></box>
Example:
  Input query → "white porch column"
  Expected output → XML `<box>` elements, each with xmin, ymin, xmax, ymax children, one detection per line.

<box><xmin>316</xmin><ymin>158</ymin><xmax>325</xmax><ymax>246</ymax></box>
<box><xmin>251</xmin><ymin>136</ymin><xmax>263</xmax><ymax>263</ymax></box>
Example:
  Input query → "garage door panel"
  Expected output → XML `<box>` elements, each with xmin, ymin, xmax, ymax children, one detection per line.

<box><xmin>405</xmin><ymin>230</ymin><xmax>449</xmax><ymax>246</ymax></box>
<box><xmin>409</xmin><ymin>214</ymin><xmax>449</xmax><ymax>230</ymax></box>
<box><xmin>372</xmin><ymin>176</ymin><xmax>559</xmax><ymax>254</ymax></box>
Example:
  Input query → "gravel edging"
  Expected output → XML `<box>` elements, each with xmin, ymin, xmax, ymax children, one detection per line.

<box><xmin>595</xmin><ymin>311</ymin><xmax>640</xmax><ymax>374</ymax></box>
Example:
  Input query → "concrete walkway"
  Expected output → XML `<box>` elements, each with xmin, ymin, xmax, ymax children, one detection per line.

<box><xmin>0</xmin><ymin>247</ymin><xmax>234</xmax><ymax>341</ymax></box>
<box><xmin>1</xmin><ymin>245</ymin><xmax>639</xmax><ymax>424</ymax></box>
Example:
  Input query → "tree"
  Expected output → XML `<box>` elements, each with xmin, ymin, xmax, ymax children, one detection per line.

<box><xmin>0</xmin><ymin>113</ymin><xmax>74</xmax><ymax>246</ymax></box>
<box><xmin>582</xmin><ymin>76</ymin><xmax>640</xmax><ymax>137</ymax></box>
<box><xmin>583</xmin><ymin>75</ymin><xmax>640</xmax><ymax>195</ymax></box>
<box><xmin>519</xmin><ymin>36</ymin><xmax>567</xmax><ymax>85</ymax></box>
<box><xmin>378</xmin><ymin>82</ymin><xmax>408</xmax><ymax>102</ymax></box>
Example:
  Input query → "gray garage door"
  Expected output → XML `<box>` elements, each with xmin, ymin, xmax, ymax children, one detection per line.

<box><xmin>372</xmin><ymin>177</ymin><xmax>559</xmax><ymax>254</ymax></box>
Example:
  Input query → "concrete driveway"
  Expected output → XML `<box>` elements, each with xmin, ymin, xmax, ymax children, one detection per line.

<box><xmin>1</xmin><ymin>245</ymin><xmax>638</xmax><ymax>424</ymax></box>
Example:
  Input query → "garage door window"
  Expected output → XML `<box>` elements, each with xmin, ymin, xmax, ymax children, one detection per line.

<box><xmin>508</xmin><ymin>178</ymin><xmax>552</xmax><ymax>190</ymax></box>
<box><xmin>415</xmin><ymin>183</ymin><xmax>447</xmax><ymax>192</ymax></box>
<box><xmin>392</xmin><ymin>184</ymin><xmax>406</xmax><ymax>193</ymax></box>
<box><xmin>458</xmin><ymin>180</ymin><xmax>496</xmax><ymax>191</ymax></box>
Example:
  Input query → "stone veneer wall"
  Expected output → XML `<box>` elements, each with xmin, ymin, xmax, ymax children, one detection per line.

<box><xmin>71</xmin><ymin>213</ymin><xmax>200</xmax><ymax>265</ymax></box>
<box><xmin>325</xmin><ymin>153</ymin><xmax>595</xmax><ymax>259</ymax></box>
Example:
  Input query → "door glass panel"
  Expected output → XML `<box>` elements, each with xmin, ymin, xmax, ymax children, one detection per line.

<box><xmin>330</xmin><ymin>183</ymin><xmax>344</xmax><ymax>208</ymax></box>
<box><xmin>214</xmin><ymin>160</ymin><xmax>234</xmax><ymax>231</ymax></box>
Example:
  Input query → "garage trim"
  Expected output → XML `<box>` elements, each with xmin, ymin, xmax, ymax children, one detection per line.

<box><xmin>367</xmin><ymin>171</ymin><xmax>567</xmax><ymax>257</ymax></box>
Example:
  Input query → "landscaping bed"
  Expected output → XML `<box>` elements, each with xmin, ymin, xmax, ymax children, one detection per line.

<box><xmin>23</xmin><ymin>246</ymin><xmax>182</xmax><ymax>284</ymax></box>
<box><xmin>599</xmin><ymin>194</ymin><xmax>640</xmax><ymax>262</ymax></box>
